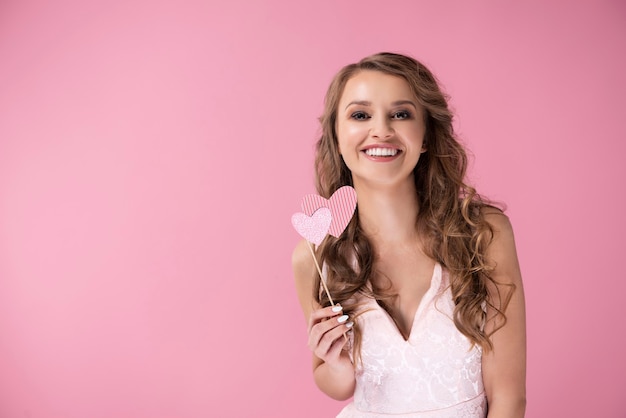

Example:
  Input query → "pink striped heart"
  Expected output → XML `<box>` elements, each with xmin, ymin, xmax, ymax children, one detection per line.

<box><xmin>301</xmin><ymin>186</ymin><xmax>357</xmax><ymax>238</ymax></box>
<box><xmin>291</xmin><ymin>207</ymin><xmax>332</xmax><ymax>245</ymax></box>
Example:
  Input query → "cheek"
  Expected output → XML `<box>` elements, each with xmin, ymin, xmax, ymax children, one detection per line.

<box><xmin>337</xmin><ymin>123</ymin><xmax>366</xmax><ymax>150</ymax></box>
<box><xmin>336</xmin><ymin>125</ymin><xmax>348</xmax><ymax>155</ymax></box>
<box><xmin>403</xmin><ymin>125</ymin><xmax>426</xmax><ymax>148</ymax></box>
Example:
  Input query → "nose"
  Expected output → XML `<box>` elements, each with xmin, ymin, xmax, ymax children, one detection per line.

<box><xmin>370</xmin><ymin>116</ymin><xmax>394</xmax><ymax>140</ymax></box>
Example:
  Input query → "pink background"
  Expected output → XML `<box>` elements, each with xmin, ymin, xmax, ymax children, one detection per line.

<box><xmin>1</xmin><ymin>0</ymin><xmax>624</xmax><ymax>417</ymax></box>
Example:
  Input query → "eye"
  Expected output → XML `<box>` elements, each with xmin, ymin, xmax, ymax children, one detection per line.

<box><xmin>392</xmin><ymin>110</ymin><xmax>412</xmax><ymax>120</ymax></box>
<box><xmin>350</xmin><ymin>111</ymin><xmax>370</xmax><ymax>121</ymax></box>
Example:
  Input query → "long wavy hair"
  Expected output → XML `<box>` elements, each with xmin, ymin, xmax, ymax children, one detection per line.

<box><xmin>313</xmin><ymin>52</ymin><xmax>513</xmax><ymax>359</ymax></box>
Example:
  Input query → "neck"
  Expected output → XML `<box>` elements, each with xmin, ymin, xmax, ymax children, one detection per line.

<box><xmin>354</xmin><ymin>179</ymin><xmax>420</xmax><ymax>246</ymax></box>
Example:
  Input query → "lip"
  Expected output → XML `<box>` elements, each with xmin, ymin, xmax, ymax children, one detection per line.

<box><xmin>361</xmin><ymin>144</ymin><xmax>400</xmax><ymax>151</ymax></box>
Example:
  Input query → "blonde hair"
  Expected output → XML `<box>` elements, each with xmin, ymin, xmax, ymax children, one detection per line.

<box><xmin>313</xmin><ymin>52</ymin><xmax>513</xmax><ymax>358</ymax></box>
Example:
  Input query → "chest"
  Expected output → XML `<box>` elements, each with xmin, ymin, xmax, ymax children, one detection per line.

<box><xmin>355</xmin><ymin>284</ymin><xmax>483</xmax><ymax>390</ymax></box>
<box><xmin>371</xmin><ymin>254</ymin><xmax>436</xmax><ymax>340</ymax></box>
<box><xmin>351</xmin><ymin>269</ymin><xmax>485</xmax><ymax>414</ymax></box>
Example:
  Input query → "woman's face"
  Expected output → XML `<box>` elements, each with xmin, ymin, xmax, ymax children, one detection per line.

<box><xmin>336</xmin><ymin>70</ymin><xmax>426</xmax><ymax>189</ymax></box>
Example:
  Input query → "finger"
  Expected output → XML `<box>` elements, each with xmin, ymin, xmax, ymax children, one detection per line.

<box><xmin>307</xmin><ymin>304</ymin><xmax>343</xmax><ymax>333</ymax></box>
<box><xmin>312</xmin><ymin>316</ymin><xmax>352</xmax><ymax>354</ymax></box>
<box><xmin>325</xmin><ymin>330</ymin><xmax>350</xmax><ymax>358</ymax></box>
<box><xmin>308</xmin><ymin>313</ymin><xmax>349</xmax><ymax>351</ymax></box>
<box><xmin>312</xmin><ymin>313</ymin><xmax>349</xmax><ymax>341</ymax></box>
<box><xmin>315</xmin><ymin>321</ymin><xmax>353</xmax><ymax>360</ymax></box>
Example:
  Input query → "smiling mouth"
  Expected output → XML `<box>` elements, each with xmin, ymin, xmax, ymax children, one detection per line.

<box><xmin>364</xmin><ymin>148</ymin><xmax>400</xmax><ymax>157</ymax></box>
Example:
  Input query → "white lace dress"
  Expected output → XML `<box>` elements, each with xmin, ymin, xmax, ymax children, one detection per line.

<box><xmin>337</xmin><ymin>263</ymin><xmax>487</xmax><ymax>417</ymax></box>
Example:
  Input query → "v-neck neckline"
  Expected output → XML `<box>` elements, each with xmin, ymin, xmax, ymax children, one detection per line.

<box><xmin>370</xmin><ymin>263</ymin><xmax>441</xmax><ymax>342</ymax></box>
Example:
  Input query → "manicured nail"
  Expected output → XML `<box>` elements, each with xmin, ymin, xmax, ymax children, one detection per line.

<box><xmin>345</xmin><ymin>321</ymin><xmax>354</xmax><ymax>329</ymax></box>
<box><xmin>332</xmin><ymin>305</ymin><xmax>343</xmax><ymax>313</ymax></box>
<box><xmin>337</xmin><ymin>315</ymin><xmax>349</xmax><ymax>323</ymax></box>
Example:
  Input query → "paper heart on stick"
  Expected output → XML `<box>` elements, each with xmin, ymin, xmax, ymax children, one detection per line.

<box><xmin>290</xmin><ymin>189</ymin><xmax>357</xmax><ymax>311</ymax></box>
<box><xmin>291</xmin><ymin>207</ymin><xmax>332</xmax><ymax>246</ymax></box>
<box><xmin>301</xmin><ymin>186</ymin><xmax>357</xmax><ymax>237</ymax></box>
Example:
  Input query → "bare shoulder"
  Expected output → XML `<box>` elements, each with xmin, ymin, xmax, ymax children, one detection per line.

<box><xmin>292</xmin><ymin>239</ymin><xmax>315</xmax><ymax>273</ymax></box>
<box><xmin>292</xmin><ymin>239</ymin><xmax>320</xmax><ymax>319</ymax></box>
<box><xmin>292</xmin><ymin>239</ymin><xmax>317</xmax><ymax>289</ymax></box>
<box><xmin>482</xmin><ymin>206</ymin><xmax>520</xmax><ymax>285</ymax></box>
<box><xmin>482</xmin><ymin>205</ymin><xmax>514</xmax><ymax>236</ymax></box>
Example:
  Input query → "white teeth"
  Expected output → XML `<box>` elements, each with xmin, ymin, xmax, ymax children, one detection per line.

<box><xmin>365</xmin><ymin>148</ymin><xmax>398</xmax><ymax>157</ymax></box>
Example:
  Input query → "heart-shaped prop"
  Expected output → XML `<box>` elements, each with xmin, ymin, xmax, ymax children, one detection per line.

<box><xmin>301</xmin><ymin>186</ymin><xmax>357</xmax><ymax>237</ymax></box>
<box><xmin>291</xmin><ymin>207</ymin><xmax>332</xmax><ymax>246</ymax></box>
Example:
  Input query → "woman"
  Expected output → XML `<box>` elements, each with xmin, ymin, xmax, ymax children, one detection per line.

<box><xmin>292</xmin><ymin>52</ymin><xmax>526</xmax><ymax>417</ymax></box>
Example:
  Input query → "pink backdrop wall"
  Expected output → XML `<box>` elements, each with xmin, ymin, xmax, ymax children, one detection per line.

<box><xmin>1</xmin><ymin>0</ymin><xmax>624</xmax><ymax>417</ymax></box>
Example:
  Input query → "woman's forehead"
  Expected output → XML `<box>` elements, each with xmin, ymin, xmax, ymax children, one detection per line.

<box><xmin>339</xmin><ymin>71</ymin><xmax>419</xmax><ymax>109</ymax></box>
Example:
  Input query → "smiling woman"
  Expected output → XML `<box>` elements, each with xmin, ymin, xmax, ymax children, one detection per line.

<box><xmin>292</xmin><ymin>52</ymin><xmax>526</xmax><ymax>417</ymax></box>
<box><xmin>337</xmin><ymin>71</ymin><xmax>427</xmax><ymax>188</ymax></box>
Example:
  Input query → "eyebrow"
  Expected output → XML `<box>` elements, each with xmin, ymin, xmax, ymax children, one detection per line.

<box><xmin>344</xmin><ymin>100</ymin><xmax>418</xmax><ymax>110</ymax></box>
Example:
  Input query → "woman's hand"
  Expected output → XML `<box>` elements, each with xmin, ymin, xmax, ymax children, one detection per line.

<box><xmin>307</xmin><ymin>305</ymin><xmax>353</xmax><ymax>368</ymax></box>
<box><xmin>293</xmin><ymin>239</ymin><xmax>356</xmax><ymax>400</ymax></box>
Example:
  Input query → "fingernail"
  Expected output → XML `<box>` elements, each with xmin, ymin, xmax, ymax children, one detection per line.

<box><xmin>337</xmin><ymin>315</ymin><xmax>349</xmax><ymax>323</ymax></box>
<box><xmin>332</xmin><ymin>305</ymin><xmax>343</xmax><ymax>313</ymax></box>
<box><xmin>345</xmin><ymin>321</ymin><xmax>354</xmax><ymax>329</ymax></box>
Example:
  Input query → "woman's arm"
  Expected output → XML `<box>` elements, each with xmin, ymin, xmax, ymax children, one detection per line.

<box><xmin>482</xmin><ymin>210</ymin><xmax>527</xmax><ymax>417</ymax></box>
<box><xmin>292</xmin><ymin>239</ymin><xmax>356</xmax><ymax>400</ymax></box>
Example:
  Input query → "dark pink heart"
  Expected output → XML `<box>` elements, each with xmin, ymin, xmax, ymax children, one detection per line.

<box><xmin>291</xmin><ymin>207</ymin><xmax>332</xmax><ymax>245</ymax></box>
<box><xmin>301</xmin><ymin>186</ymin><xmax>357</xmax><ymax>238</ymax></box>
